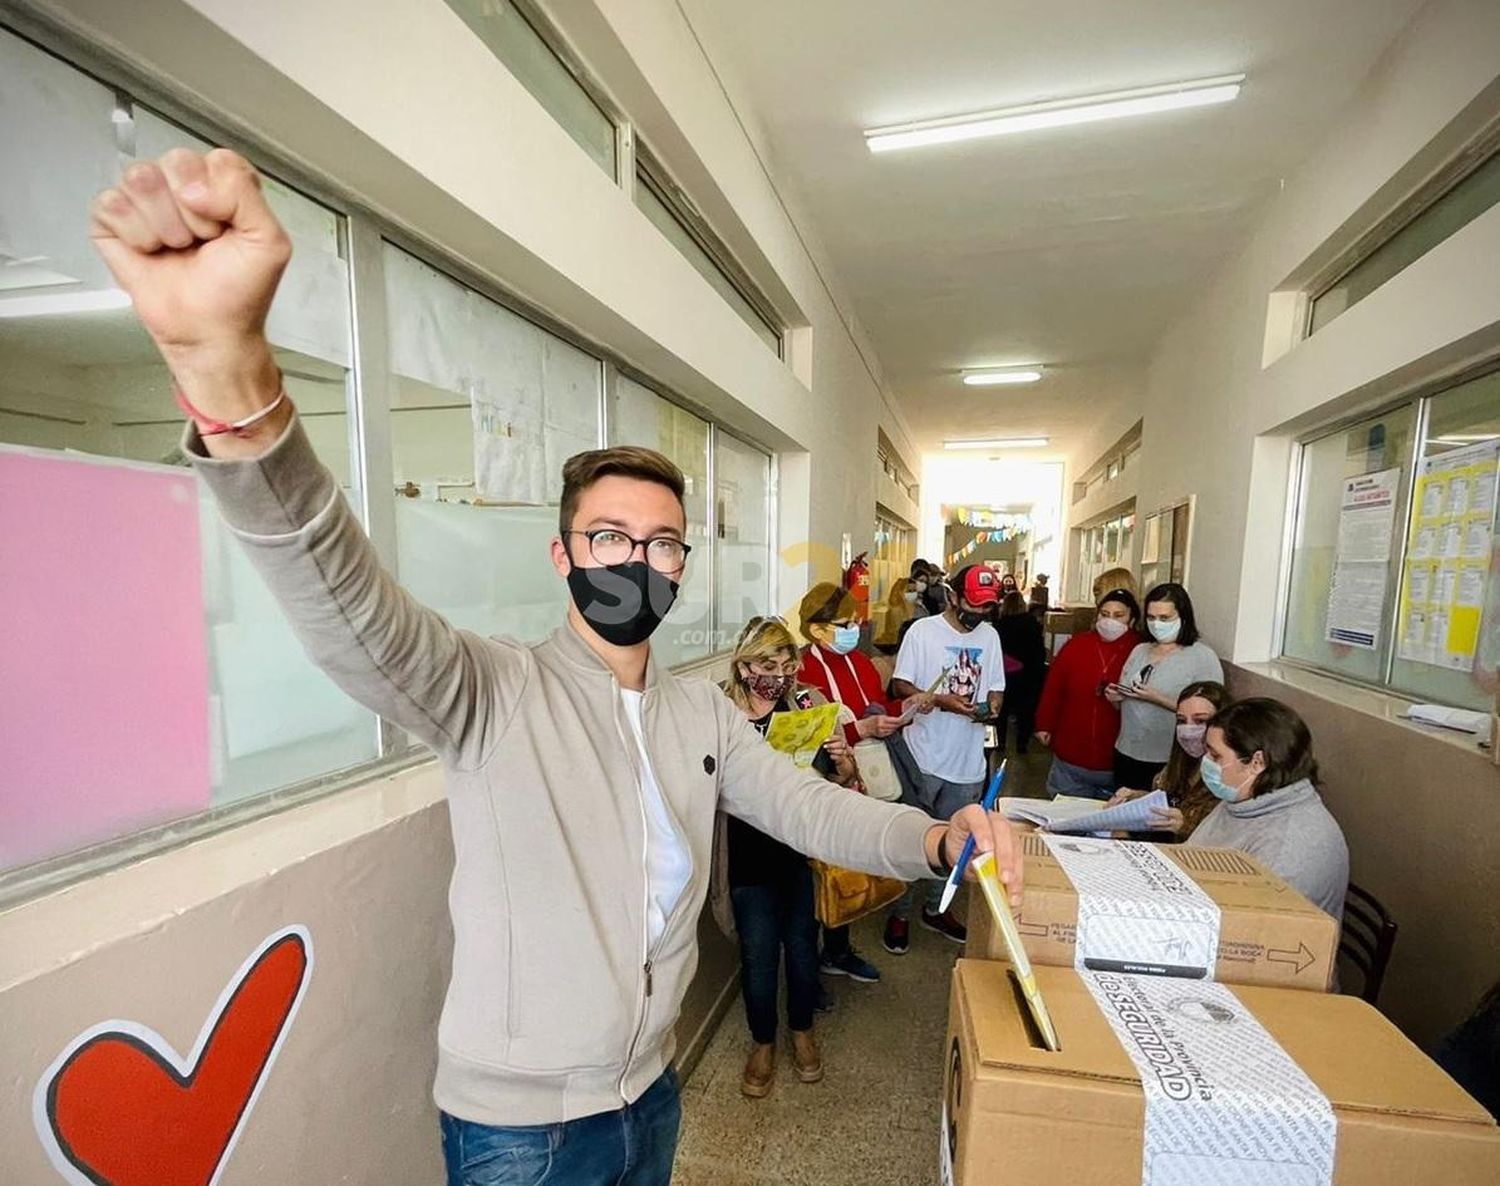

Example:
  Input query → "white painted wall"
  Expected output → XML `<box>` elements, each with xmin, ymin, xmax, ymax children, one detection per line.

<box><xmin>1133</xmin><ymin>0</ymin><xmax>1500</xmax><ymax>657</ymax></box>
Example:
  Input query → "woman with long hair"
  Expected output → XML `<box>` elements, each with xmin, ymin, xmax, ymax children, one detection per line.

<box><xmin>721</xmin><ymin>616</ymin><xmax>854</xmax><ymax>1097</ymax></box>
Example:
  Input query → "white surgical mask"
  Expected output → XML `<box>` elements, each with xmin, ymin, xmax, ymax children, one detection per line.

<box><xmin>904</xmin><ymin>590</ymin><xmax>920</xmax><ymax>604</ymax></box>
<box><xmin>1148</xmin><ymin>617</ymin><xmax>1182</xmax><ymax>643</ymax></box>
<box><xmin>1095</xmin><ymin>617</ymin><xmax>1128</xmax><ymax>642</ymax></box>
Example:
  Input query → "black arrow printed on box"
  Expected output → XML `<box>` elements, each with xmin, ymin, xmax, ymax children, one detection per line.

<box><xmin>1268</xmin><ymin>942</ymin><xmax>1318</xmax><ymax>974</ymax></box>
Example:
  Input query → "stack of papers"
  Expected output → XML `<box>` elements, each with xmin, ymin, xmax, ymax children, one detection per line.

<box><xmin>1405</xmin><ymin>704</ymin><xmax>1492</xmax><ymax>740</ymax></box>
<box><xmin>998</xmin><ymin>790</ymin><xmax>1171</xmax><ymax>835</ymax></box>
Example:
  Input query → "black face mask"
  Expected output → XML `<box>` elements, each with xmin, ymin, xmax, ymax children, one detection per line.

<box><xmin>922</xmin><ymin>585</ymin><xmax>948</xmax><ymax>613</ymax></box>
<box><xmin>956</xmin><ymin>608</ymin><xmax>987</xmax><ymax>631</ymax></box>
<box><xmin>566</xmin><ymin>560</ymin><xmax>680</xmax><ymax>647</ymax></box>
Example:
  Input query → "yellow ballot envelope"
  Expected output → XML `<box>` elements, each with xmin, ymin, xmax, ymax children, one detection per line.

<box><xmin>764</xmin><ymin>703</ymin><xmax>842</xmax><ymax>767</ymax></box>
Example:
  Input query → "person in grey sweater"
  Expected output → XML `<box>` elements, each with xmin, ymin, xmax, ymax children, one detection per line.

<box><xmin>87</xmin><ymin>148</ymin><xmax>1024</xmax><ymax>1186</ymax></box>
<box><xmin>1189</xmin><ymin>698</ymin><xmax>1350</xmax><ymax>919</ymax></box>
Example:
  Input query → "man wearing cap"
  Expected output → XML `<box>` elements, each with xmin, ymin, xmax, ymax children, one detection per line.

<box><xmin>882</xmin><ymin>565</ymin><xmax>1007</xmax><ymax>952</ymax></box>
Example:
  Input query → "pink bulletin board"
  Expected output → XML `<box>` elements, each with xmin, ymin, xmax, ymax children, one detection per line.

<box><xmin>0</xmin><ymin>447</ymin><xmax>212</xmax><ymax>870</ymax></box>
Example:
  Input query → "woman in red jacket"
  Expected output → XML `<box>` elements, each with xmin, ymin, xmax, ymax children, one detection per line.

<box><xmin>1034</xmin><ymin>587</ymin><xmax>1142</xmax><ymax>799</ymax></box>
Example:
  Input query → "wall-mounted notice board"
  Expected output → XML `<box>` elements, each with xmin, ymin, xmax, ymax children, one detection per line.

<box><xmin>0</xmin><ymin>447</ymin><xmax>212</xmax><ymax>870</ymax></box>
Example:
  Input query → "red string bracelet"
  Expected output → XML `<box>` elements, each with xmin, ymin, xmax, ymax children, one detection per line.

<box><xmin>173</xmin><ymin>383</ymin><xmax>288</xmax><ymax>438</ymax></box>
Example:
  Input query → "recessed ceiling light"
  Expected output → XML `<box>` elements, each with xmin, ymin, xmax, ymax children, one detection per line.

<box><xmin>944</xmin><ymin>437</ymin><xmax>1049</xmax><ymax>450</ymax></box>
<box><xmin>865</xmin><ymin>74</ymin><xmax>1245</xmax><ymax>153</ymax></box>
<box><xmin>0</xmin><ymin>289</ymin><xmax>132</xmax><ymax>318</ymax></box>
<box><xmin>963</xmin><ymin>369</ymin><xmax>1043</xmax><ymax>386</ymax></box>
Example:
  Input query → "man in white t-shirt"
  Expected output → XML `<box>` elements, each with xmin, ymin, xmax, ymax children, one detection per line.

<box><xmin>883</xmin><ymin>564</ymin><xmax>1006</xmax><ymax>952</ymax></box>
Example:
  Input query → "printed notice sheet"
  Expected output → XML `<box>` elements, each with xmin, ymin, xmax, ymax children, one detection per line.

<box><xmin>1397</xmin><ymin>440</ymin><xmax>1499</xmax><ymax>671</ymax></box>
<box><xmin>1325</xmin><ymin>467</ymin><xmax>1398</xmax><ymax>649</ymax></box>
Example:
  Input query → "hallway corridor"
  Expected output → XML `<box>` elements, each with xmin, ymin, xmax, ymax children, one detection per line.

<box><xmin>673</xmin><ymin>750</ymin><xmax>1051</xmax><ymax>1186</ymax></box>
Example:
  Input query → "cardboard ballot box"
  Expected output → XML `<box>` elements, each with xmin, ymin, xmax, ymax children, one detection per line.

<box><xmin>942</xmin><ymin>960</ymin><xmax>1500</xmax><ymax>1186</ymax></box>
<box><xmin>967</xmin><ymin>833</ymin><xmax>1339</xmax><ymax>990</ymax></box>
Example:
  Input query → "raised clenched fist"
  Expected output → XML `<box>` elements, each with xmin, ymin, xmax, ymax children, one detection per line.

<box><xmin>91</xmin><ymin>149</ymin><xmax>292</xmax><ymax>452</ymax></box>
<box><xmin>90</xmin><ymin>148</ymin><xmax>290</xmax><ymax>362</ymax></box>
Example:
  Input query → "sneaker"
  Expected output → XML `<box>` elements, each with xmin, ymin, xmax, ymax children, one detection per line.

<box><xmin>814</xmin><ymin>982</ymin><xmax>836</xmax><ymax>1013</ymax></box>
<box><xmin>920</xmin><ymin>906</ymin><xmax>968</xmax><ymax>945</ymax></box>
<box><xmin>882</xmin><ymin>915</ymin><xmax>910</xmax><ymax>955</ymax></box>
<box><xmin>821</xmin><ymin>948</ymin><xmax>882</xmax><ymax>984</ymax></box>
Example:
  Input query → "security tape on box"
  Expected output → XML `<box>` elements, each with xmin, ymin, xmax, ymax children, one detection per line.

<box><xmin>1040</xmin><ymin>834</ymin><xmax>1222</xmax><ymax>979</ymax></box>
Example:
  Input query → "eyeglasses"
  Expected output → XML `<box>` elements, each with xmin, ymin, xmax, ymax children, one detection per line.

<box><xmin>565</xmin><ymin>528</ymin><xmax>691</xmax><ymax>574</ymax></box>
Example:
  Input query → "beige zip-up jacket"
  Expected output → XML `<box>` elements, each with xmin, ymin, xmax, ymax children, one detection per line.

<box><xmin>187</xmin><ymin>417</ymin><xmax>939</xmax><ymax>1126</ymax></box>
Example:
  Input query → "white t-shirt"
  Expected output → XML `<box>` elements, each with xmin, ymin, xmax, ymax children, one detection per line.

<box><xmin>893</xmin><ymin>614</ymin><xmax>1006</xmax><ymax>784</ymax></box>
<box><xmin>620</xmin><ymin>690</ymin><xmax>693</xmax><ymax>947</ymax></box>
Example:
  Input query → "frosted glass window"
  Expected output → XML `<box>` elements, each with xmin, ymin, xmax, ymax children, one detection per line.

<box><xmin>444</xmin><ymin>0</ymin><xmax>616</xmax><ymax>177</ymax></box>
<box><xmin>1282</xmin><ymin>407</ymin><xmax>1416</xmax><ymax>683</ymax></box>
<box><xmin>636</xmin><ymin>172</ymin><xmax>782</xmax><ymax>354</ymax></box>
<box><xmin>0</xmin><ymin>39</ymin><xmax>375</xmax><ymax>870</ymax></box>
<box><xmin>610</xmin><ymin>376</ymin><xmax>711</xmax><ymax>666</ymax></box>
<box><xmin>1310</xmin><ymin>149</ymin><xmax>1500</xmax><ymax>334</ymax></box>
<box><xmin>715</xmin><ymin>431</ymin><xmax>772</xmax><ymax>647</ymax></box>
<box><xmin>383</xmin><ymin>242</ymin><xmax>602</xmax><ymax>644</ymax></box>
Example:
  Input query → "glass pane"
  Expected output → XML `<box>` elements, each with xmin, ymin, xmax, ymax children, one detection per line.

<box><xmin>610</xmin><ymin>376</ymin><xmax>711</xmax><ymax>665</ymax></box>
<box><xmin>715</xmin><ymin>431</ymin><xmax>772</xmax><ymax>649</ymax></box>
<box><xmin>444</xmin><ymin>0</ymin><xmax>615</xmax><ymax>176</ymax></box>
<box><xmin>1311</xmin><ymin>149</ymin><xmax>1500</xmax><ymax>334</ymax></box>
<box><xmin>383</xmin><ymin>242</ymin><xmax>602</xmax><ymax>644</ymax></box>
<box><xmin>0</xmin><ymin>40</ymin><xmax>375</xmax><ymax>872</ymax></box>
<box><xmin>636</xmin><ymin>175</ymin><xmax>781</xmax><ymax>353</ymax></box>
<box><xmin>1390</xmin><ymin>370</ymin><xmax>1500</xmax><ymax>710</ymax></box>
<box><xmin>1282</xmin><ymin>406</ymin><xmax>1417</xmax><ymax>682</ymax></box>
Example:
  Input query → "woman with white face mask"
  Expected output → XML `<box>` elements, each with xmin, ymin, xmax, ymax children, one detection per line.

<box><xmin>1033</xmin><ymin>588</ymin><xmax>1143</xmax><ymax>799</ymax></box>
<box><xmin>1107</xmin><ymin>582</ymin><xmax>1223</xmax><ymax>790</ymax></box>
<box><xmin>1187</xmin><ymin>698</ymin><xmax>1349</xmax><ymax>920</ymax></box>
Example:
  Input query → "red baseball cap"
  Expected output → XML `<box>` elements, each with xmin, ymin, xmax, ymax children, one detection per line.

<box><xmin>956</xmin><ymin>565</ymin><xmax>1000</xmax><ymax>607</ymax></box>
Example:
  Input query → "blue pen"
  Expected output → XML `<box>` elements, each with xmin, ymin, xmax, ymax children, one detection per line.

<box><xmin>937</xmin><ymin>759</ymin><xmax>1007</xmax><ymax>914</ymax></box>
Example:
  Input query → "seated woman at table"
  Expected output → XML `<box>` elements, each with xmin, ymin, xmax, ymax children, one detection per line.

<box><xmin>1187</xmin><ymin>697</ymin><xmax>1349</xmax><ymax>919</ymax></box>
<box><xmin>1108</xmin><ymin>680</ymin><xmax>1229</xmax><ymax>840</ymax></box>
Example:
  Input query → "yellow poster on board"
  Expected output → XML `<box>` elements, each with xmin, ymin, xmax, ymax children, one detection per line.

<box><xmin>1397</xmin><ymin>441</ymin><xmax>1499</xmax><ymax>672</ymax></box>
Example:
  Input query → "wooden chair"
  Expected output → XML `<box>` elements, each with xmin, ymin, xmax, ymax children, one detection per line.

<box><xmin>1338</xmin><ymin>882</ymin><xmax>1398</xmax><ymax>1005</ymax></box>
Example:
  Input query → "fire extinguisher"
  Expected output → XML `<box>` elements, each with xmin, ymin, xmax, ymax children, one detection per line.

<box><xmin>845</xmin><ymin>551</ymin><xmax>871</xmax><ymax>623</ymax></box>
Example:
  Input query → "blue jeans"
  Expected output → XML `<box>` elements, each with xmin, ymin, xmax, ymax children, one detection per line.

<box><xmin>730</xmin><ymin>865</ymin><xmax>820</xmax><ymax>1044</ymax></box>
<box><xmin>1045</xmin><ymin>756</ymin><xmax>1115</xmax><ymax>800</ymax></box>
<box><xmin>439</xmin><ymin>1069</ymin><xmax>681</xmax><ymax>1186</ymax></box>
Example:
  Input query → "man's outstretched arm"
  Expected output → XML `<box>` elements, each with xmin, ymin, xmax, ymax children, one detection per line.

<box><xmin>91</xmin><ymin>149</ymin><xmax>522</xmax><ymax>765</ymax></box>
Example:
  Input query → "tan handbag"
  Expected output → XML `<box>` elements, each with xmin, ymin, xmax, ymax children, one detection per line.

<box><xmin>809</xmin><ymin>859</ymin><xmax>907</xmax><ymax>929</ymax></box>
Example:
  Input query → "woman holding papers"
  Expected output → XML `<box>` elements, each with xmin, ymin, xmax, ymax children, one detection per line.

<box><xmin>1188</xmin><ymin>698</ymin><xmax>1350</xmax><ymax>919</ymax></box>
<box><xmin>1108</xmin><ymin>680</ymin><xmax>1228</xmax><ymax>838</ymax></box>
<box><xmin>1109</xmin><ymin>583</ymin><xmax>1224</xmax><ymax>789</ymax></box>
<box><xmin>1034</xmin><ymin>588</ymin><xmax>1143</xmax><ymax>798</ymax></box>
<box><xmin>796</xmin><ymin>582</ymin><xmax>920</xmax><ymax>983</ymax></box>
<box><xmin>721</xmin><ymin>617</ymin><xmax>854</xmax><ymax>1098</ymax></box>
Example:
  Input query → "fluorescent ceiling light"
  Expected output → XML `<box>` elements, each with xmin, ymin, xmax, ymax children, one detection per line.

<box><xmin>964</xmin><ymin>369</ymin><xmax>1043</xmax><ymax>386</ymax></box>
<box><xmin>866</xmin><ymin>74</ymin><xmax>1245</xmax><ymax>153</ymax></box>
<box><xmin>944</xmin><ymin>437</ymin><xmax>1049</xmax><ymax>450</ymax></box>
<box><xmin>0</xmin><ymin>289</ymin><xmax>132</xmax><ymax>319</ymax></box>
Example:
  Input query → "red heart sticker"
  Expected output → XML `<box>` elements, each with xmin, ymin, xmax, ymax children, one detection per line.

<box><xmin>35</xmin><ymin>926</ymin><xmax>312</xmax><ymax>1186</ymax></box>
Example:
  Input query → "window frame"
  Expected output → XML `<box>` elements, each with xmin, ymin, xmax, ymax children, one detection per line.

<box><xmin>634</xmin><ymin>145</ymin><xmax>785</xmax><ymax>356</ymax></box>
<box><xmin>1303</xmin><ymin>123</ymin><xmax>1500</xmax><ymax>338</ymax></box>
<box><xmin>0</xmin><ymin>13</ymin><xmax>781</xmax><ymax>904</ymax></box>
<box><xmin>1275</xmin><ymin>356</ymin><xmax>1500</xmax><ymax>704</ymax></box>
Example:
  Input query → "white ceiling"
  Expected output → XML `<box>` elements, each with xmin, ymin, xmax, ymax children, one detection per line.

<box><xmin>680</xmin><ymin>0</ymin><xmax>1424</xmax><ymax>456</ymax></box>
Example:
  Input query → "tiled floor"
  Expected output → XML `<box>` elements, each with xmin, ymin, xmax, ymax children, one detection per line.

<box><xmin>672</xmin><ymin>746</ymin><xmax>1052</xmax><ymax>1186</ymax></box>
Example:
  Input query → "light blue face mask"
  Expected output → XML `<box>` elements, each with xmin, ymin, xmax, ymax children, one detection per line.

<box><xmin>1148</xmin><ymin>617</ymin><xmax>1182</xmax><ymax>643</ymax></box>
<box><xmin>1200</xmin><ymin>754</ymin><xmax>1252</xmax><ymax>801</ymax></box>
<box><xmin>831</xmin><ymin>625</ymin><xmax>861</xmax><ymax>654</ymax></box>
